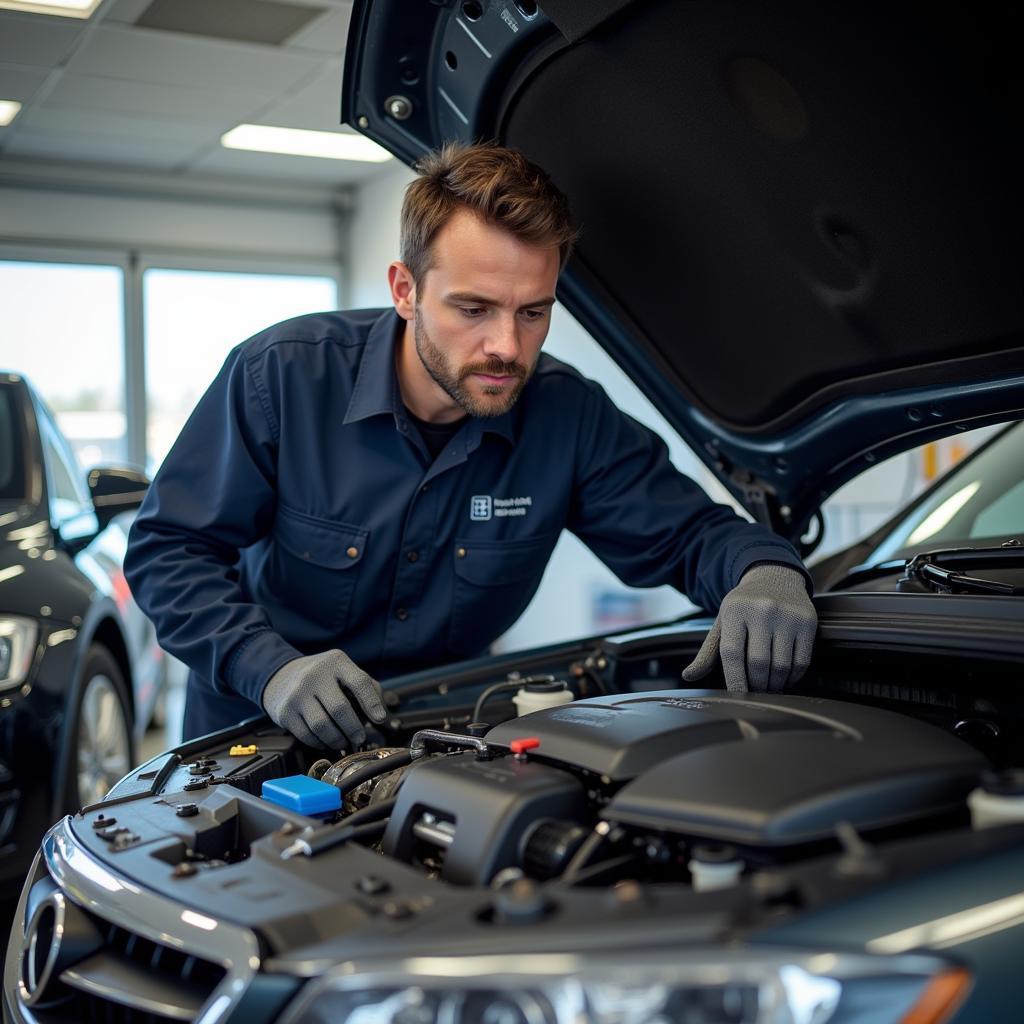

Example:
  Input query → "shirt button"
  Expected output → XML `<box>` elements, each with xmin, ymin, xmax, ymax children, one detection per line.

<box><xmin>406</xmin><ymin>551</ymin><xmax>419</xmax><ymax>563</ymax></box>
<box><xmin>456</xmin><ymin>547</ymin><xmax>466</xmax><ymax>559</ymax></box>
<box><xmin>346</xmin><ymin>546</ymin><xmax>359</xmax><ymax>559</ymax></box>
<box><xmin>395</xmin><ymin>608</ymin><xmax>409</xmax><ymax>621</ymax></box>
<box><xmin>421</xmin><ymin>484</ymin><xmax>430</xmax><ymax>493</ymax></box>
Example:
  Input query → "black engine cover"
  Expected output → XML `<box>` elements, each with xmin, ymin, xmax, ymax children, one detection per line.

<box><xmin>488</xmin><ymin>691</ymin><xmax>989</xmax><ymax>846</ymax></box>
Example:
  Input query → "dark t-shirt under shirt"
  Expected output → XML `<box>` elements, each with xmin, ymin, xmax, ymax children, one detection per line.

<box><xmin>406</xmin><ymin>407</ymin><xmax>466</xmax><ymax>461</ymax></box>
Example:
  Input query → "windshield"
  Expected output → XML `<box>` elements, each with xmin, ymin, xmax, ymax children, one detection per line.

<box><xmin>0</xmin><ymin>384</ymin><xmax>27</xmax><ymax>502</ymax></box>
<box><xmin>866</xmin><ymin>421</ymin><xmax>1024</xmax><ymax>563</ymax></box>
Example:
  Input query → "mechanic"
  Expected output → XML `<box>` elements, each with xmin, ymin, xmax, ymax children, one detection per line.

<box><xmin>125</xmin><ymin>143</ymin><xmax>817</xmax><ymax>748</ymax></box>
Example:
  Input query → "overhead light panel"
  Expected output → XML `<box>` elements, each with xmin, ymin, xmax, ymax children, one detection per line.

<box><xmin>0</xmin><ymin>0</ymin><xmax>103</xmax><ymax>17</ymax></box>
<box><xmin>0</xmin><ymin>100</ymin><xmax>23</xmax><ymax>126</ymax></box>
<box><xmin>221</xmin><ymin>125</ymin><xmax>393</xmax><ymax>163</ymax></box>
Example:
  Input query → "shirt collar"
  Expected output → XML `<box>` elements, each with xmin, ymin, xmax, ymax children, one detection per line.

<box><xmin>343</xmin><ymin>308</ymin><xmax>402</xmax><ymax>425</ymax></box>
<box><xmin>343</xmin><ymin>307</ymin><xmax>516</xmax><ymax>447</ymax></box>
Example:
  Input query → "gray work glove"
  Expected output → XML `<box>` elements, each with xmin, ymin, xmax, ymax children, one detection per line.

<box><xmin>262</xmin><ymin>649</ymin><xmax>387</xmax><ymax>749</ymax></box>
<box><xmin>681</xmin><ymin>564</ymin><xmax>817</xmax><ymax>693</ymax></box>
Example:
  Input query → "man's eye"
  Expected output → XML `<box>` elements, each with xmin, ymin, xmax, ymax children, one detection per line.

<box><xmin>521</xmin><ymin>309</ymin><xmax>547</xmax><ymax>321</ymax></box>
<box><xmin>459</xmin><ymin>306</ymin><xmax>486</xmax><ymax>317</ymax></box>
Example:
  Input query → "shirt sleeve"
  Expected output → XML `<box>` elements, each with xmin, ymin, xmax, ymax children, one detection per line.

<box><xmin>124</xmin><ymin>345</ymin><xmax>302</xmax><ymax>707</ymax></box>
<box><xmin>567</xmin><ymin>379</ymin><xmax>810</xmax><ymax>611</ymax></box>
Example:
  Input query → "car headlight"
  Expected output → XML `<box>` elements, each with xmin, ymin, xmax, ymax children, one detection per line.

<box><xmin>279</xmin><ymin>949</ymin><xmax>970</xmax><ymax>1024</ymax></box>
<box><xmin>0</xmin><ymin>615</ymin><xmax>38</xmax><ymax>692</ymax></box>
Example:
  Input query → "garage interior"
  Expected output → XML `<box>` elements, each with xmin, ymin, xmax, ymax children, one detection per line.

<box><xmin>0</xmin><ymin>0</ymin><xmax>997</xmax><ymax>753</ymax></box>
<box><xmin>0</xmin><ymin>4</ymin><xmax>1020</xmax><ymax>1021</ymax></box>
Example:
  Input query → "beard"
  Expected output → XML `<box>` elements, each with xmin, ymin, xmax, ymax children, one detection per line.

<box><xmin>413</xmin><ymin>307</ymin><xmax>533</xmax><ymax>418</ymax></box>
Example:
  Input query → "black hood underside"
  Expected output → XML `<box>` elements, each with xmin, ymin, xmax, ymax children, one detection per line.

<box><xmin>344</xmin><ymin>0</ymin><xmax>1024</xmax><ymax>533</ymax></box>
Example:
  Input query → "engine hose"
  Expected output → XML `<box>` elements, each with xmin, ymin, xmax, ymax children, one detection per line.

<box><xmin>334</xmin><ymin>749</ymin><xmax>414</xmax><ymax>795</ymax></box>
<box><xmin>557</xmin><ymin>822</ymin><xmax>629</xmax><ymax>886</ymax></box>
<box><xmin>341</xmin><ymin>796</ymin><xmax>397</xmax><ymax>829</ymax></box>
<box><xmin>281</xmin><ymin>818</ymin><xmax>389</xmax><ymax>860</ymax></box>
<box><xmin>472</xmin><ymin>681</ymin><xmax>526</xmax><ymax>724</ymax></box>
<box><xmin>472</xmin><ymin>675</ymin><xmax>563</xmax><ymax>724</ymax></box>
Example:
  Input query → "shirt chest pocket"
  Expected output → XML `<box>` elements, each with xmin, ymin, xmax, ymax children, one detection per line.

<box><xmin>448</xmin><ymin>533</ymin><xmax>554</xmax><ymax>658</ymax></box>
<box><xmin>272</xmin><ymin>505</ymin><xmax>368</xmax><ymax>634</ymax></box>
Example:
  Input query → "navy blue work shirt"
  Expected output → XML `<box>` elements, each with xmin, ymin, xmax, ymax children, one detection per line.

<box><xmin>125</xmin><ymin>308</ymin><xmax>808</xmax><ymax>738</ymax></box>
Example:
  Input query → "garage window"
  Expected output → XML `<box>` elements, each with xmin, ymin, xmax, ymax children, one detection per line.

<box><xmin>143</xmin><ymin>268</ymin><xmax>337</xmax><ymax>468</ymax></box>
<box><xmin>0</xmin><ymin>260</ymin><xmax>126</xmax><ymax>468</ymax></box>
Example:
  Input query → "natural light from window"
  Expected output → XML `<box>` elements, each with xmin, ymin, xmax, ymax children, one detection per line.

<box><xmin>0</xmin><ymin>260</ymin><xmax>126</xmax><ymax>467</ymax></box>
<box><xmin>143</xmin><ymin>268</ymin><xmax>337</xmax><ymax>468</ymax></box>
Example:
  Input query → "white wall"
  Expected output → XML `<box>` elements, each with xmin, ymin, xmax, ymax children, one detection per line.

<box><xmin>345</xmin><ymin>162</ymin><xmax>416</xmax><ymax>308</ymax></box>
<box><xmin>0</xmin><ymin>164</ymin><xmax>348</xmax><ymax>264</ymax></box>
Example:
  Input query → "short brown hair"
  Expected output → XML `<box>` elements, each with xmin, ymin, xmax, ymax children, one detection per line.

<box><xmin>400</xmin><ymin>142</ymin><xmax>577</xmax><ymax>285</ymax></box>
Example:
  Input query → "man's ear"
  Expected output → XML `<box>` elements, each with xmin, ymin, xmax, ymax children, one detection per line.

<box><xmin>388</xmin><ymin>261</ymin><xmax>416</xmax><ymax>320</ymax></box>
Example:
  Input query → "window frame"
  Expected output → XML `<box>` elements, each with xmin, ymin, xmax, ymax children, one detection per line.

<box><xmin>0</xmin><ymin>244</ymin><xmax>342</xmax><ymax>469</ymax></box>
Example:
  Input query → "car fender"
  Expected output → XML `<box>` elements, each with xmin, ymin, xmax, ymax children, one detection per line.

<box><xmin>50</xmin><ymin>595</ymin><xmax>134</xmax><ymax>820</ymax></box>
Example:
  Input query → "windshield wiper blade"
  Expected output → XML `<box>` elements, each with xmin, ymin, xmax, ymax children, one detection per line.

<box><xmin>898</xmin><ymin>540</ymin><xmax>1024</xmax><ymax>595</ymax></box>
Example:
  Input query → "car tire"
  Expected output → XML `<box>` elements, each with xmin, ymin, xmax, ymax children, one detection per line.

<box><xmin>66</xmin><ymin>646</ymin><xmax>135</xmax><ymax>811</ymax></box>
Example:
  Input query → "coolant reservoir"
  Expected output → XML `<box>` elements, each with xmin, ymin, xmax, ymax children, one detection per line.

<box><xmin>968</xmin><ymin>770</ymin><xmax>1024</xmax><ymax>829</ymax></box>
<box><xmin>688</xmin><ymin>843</ymin><xmax>744</xmax><ymax>892</ymax></box>
<box><xmin>513</xmin><ymin>680</ymin><xmax>574</xmax><ymax>716</ymax></box>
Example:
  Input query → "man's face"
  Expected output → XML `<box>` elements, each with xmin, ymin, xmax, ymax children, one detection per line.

<box><xmin>397</xmin><ymin>208</ymin><xmax>561</xmax><ymax>419</ymax></box>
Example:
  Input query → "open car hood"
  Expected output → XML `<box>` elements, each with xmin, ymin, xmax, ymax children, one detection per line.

<box><xmin>342</xmin><ymin>0</ymin><xmax>1024</xmax><ymax>544</ymax></box>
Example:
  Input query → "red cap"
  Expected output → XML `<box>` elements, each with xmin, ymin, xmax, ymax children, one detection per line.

<box><xmin>509</xmin><ymin>737</ymin><xmax>541</xmax><ymax>755</ymax></box>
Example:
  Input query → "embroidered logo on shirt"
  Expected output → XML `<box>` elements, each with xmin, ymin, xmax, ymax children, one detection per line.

<box><xmin>470</xmin><ymin>495</ymin><xmax>532</xmax><ymax>520</ymax></box>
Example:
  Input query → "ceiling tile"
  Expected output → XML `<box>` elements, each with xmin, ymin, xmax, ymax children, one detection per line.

<box><xmin>0</xmin><ymin>63</ymin><xmax>49</xmax><ymax>103</ymax></box>
<box><xmin>285</xmin><ymin>5</ymin><xmax>351</xmax><ymax>55</ymax></box>
<box><xmin>66</xmin><ymin>23</ymin><xmax>323</xmax><ymax>92</ymax></box>
<box><xmin>259</xmin><ymin>59</ymin><xmax>344</xmax><ymax>130</ymax></box>
<box><xmin>6</xmin><ymin>129</ymin><xmax>191</xmax><ymax>169</ymax></box>
<box><xmin>0</xmin><ymin>12</ymin><xmax>84</xmax><ymax>67</ymax></box>
<box><xmin>190</xmin><ymin>143</ymin><xmax>383</xmax><ymax>185</ymax></box>
<box><xmin>136</xmin><ymin>0</ymin><xmax>327</xmax><ymax>47</ymax></box>
<box><xmin>44</xmin><ymin>72</ymin><xmax>277</xmax><ymax>125</ymax></box>
<box><xmin>20</xmin><ymin>105</ymin><xmax>216</xmax><ymax>145</ymax></box>
<box><xmin>104</xmin><ymin>0</ymin><xmax>151</xmax><ymax>22</ymax></box>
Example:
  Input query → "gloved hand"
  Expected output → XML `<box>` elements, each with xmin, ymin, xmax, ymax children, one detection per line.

<box><xmin>681</xmin><ymin>564</ymin><xmax>817</xmax><ymax>693</ymax></box>
<box><xmin>262</xmin><ymin>649</ymin><xmax>388</xmax><ymax>749</ymax></box>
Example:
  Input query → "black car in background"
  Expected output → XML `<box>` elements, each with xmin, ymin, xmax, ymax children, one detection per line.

<box><xmin>0</xmin><ymin>373</ymin><xmax>154</xmax><ymax>896</ymax></box>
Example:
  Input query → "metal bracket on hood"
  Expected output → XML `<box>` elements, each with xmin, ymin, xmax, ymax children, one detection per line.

<box><xmin>711</xmin><ymin>447</ymin><xmax>788</xmax><ymax>535</ymax></box>
<box><xmin>735</xmin><ymin>474</ymin><xmax>782</xmax><ymax>530</ymax></box>
<box><xmin>723</xmin><ymin>462</ymin><xmax>825</xmax><ymax>557</ymax></box>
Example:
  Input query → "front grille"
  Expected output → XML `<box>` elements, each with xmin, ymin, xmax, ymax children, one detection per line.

<box><xmin>35</xmin><ymin>915</ymin><xmax>226</xmax><ymax>1024</ymax></box>
<box><xmin>32</xmin><ymin>818</ymin><xmax>260</xmax><ymax>1024</ymax></box>
<box><xmin>61</xmin><ymin>997</ymin><xmax>199</xmax><ymax>1024</ymax></box>
<box><xmin>100</xmin><ymin>919</ymin><xmax>226</xmax><ymax>996</ymax></box>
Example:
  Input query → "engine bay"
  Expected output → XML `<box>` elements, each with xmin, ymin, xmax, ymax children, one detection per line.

<box><xmin>30</xmin><ymin>599</ymin><xmax>1023</xmax><ymax>976</ymax></box>
<box><xmin>54</xmin><ymin>679</ymin><xmax>1021</xmax><ymax>959</ymax></box>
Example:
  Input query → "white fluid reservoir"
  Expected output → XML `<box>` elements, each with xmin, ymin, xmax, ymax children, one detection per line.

<box><xmin>968</xmin><ymin>771</ymin><xmax>1024</xmax><ymax>829</ymax></box>
<box><xmin>513</xmin><ymin>682</ymin><xmax>574</xmax><ymax>716</ymax></box>
<box><xmin>689</xmin><ymin>844</ymin><xmax>744</xmax><ymax>892</ymax></box>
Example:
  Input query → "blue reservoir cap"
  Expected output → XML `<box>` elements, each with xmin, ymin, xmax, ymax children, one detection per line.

<box><xmin>262</xmin><ymin>775</ymin><xmax>341</xmax><ymax>816</ymax></box>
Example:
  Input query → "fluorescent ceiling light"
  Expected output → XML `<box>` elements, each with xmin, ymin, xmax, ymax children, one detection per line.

<box><xmin>0</xmin><ymin>0</ymin><xmax>102</xmax><ymax>17</ymax></box>
<box><xmin>221</xmin><ymin>124</ymin><xmax>393</xmax><ymax>163</ymax></box>
<box><xmin>0</xmin><ymin>100</ymin><xmax>23</xmax><ymax>127</ymax></box>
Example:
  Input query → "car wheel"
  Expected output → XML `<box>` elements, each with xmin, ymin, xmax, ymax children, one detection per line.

<box><xmin>69</xmin><ymin>646</ymin><xmax>134</xmax><ymax>810</ymax></box>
